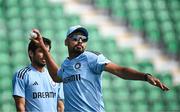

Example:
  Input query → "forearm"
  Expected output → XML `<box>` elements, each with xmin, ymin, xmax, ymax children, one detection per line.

<box><xmin>105</xmin><ymin>63</ymin><xmax>147</xmax><ymax>81</ymax></box>
<box><xmin>42</xmin><ymin>47</ymin><xmax>60</xmax><ymax>82</ymax></box>
<box><xmin>14</xmin><ymin>96</ymin><xmax>25</xmax><ymax>112</ymax></box>
<box><xmin>116</xmin><ymin>67</ymin><xmax>146</xmax><ymax>81</ymax></box>
<box><xmin>105</xmin><ymin>63</ymin><xmax>169</xmax><ymax>91</ymax></box>
<box><xmin>57</xmin><ymin>100</ymin><xmax>64</xmax><ymax>112</ymax></box>
<box><xmin>16</xmin><ymin>105</ymin><xmax>25</xmax><ymax>112</ymax></box>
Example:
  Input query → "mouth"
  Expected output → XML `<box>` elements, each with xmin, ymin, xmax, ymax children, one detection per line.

<box><xmin>76</xmin><ymin>45</ymin><xmax>83</xmax><ymax>49</ymax></box>
<box><xmin>42</xmin><ymin>59</ymin><xmax>46</xmax><ymax>63</ymax></box>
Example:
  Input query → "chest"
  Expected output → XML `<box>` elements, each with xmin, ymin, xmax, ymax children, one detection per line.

<box><xmin>62</xmin><ymin>60</ymin><xmax>88</xmax><ymax>76</ymax></box>
<box><xmin>61</xmin><ymin>60</ymin><xmax>99</xmax><ymax>84</ymax></box>
<box><xmin>26</xmin><ymin>74</ymin><xmax>58</xmax><ymax>92</ymax></box>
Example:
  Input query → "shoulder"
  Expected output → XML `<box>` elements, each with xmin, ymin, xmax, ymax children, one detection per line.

<box><xmin>85</xmin><ymin>50</ymin><xmax>102</xmax><ymax>56</ymax></box>
<box><xmin>82</xmin><ymin>51</ymin><xmax>103</xmax><ymax>64</ymax></box>
<box><xmin>85</xmin><ymin>50</ymin><xmax>110</xmax><ymax>64</ymax></box>
<box><xmin>14</xmin><ymin>66</ymin><xmax>32</xmax><ymax>80</ymax></box>
<box><xmin>84</xmin><ymin>50</ymin><xmax>102</xmax><ymax>59</ymax></box>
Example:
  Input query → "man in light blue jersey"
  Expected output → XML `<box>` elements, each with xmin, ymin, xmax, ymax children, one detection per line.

<box><xmin>31</xmin><ymin>25</ymin><xmax>169</xmax><ymax>112</ymax></box>
<box><xmin>12</xmin><ymin>37</ymin><xmax>64</xmax><ymax>112</ymax></box>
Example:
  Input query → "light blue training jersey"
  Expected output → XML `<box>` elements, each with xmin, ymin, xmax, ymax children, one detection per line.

<box><xmin>12</xmin><ymin>65</ymin><xmax>64</xmax><ymax>112</ymax></box>
<box><xmin>58</xmin><ymin>51</ymin><xmax>111</xmax><ymax>112</ymax></box>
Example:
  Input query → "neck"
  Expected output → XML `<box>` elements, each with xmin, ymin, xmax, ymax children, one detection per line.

<box><xmin>31</xmin><ymin>63</ymin><xmax>44</xmax><ymax>72</ymax></box>
<box><xmin>68</xmin><ymin>51</ymin><xmax>83</xmax><ymax>60</ymax></box>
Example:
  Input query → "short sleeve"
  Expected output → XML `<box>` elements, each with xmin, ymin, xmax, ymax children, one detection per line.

<box><xmin>12</xmin><ymin>71</ymin><xmax>26</xmax><ymax>98</ymax></box>
<box><xmin>57</xmin><ymin>68</ymin><xmax>63</xmax><ymax>79</ymax></box>
<box><xmin>88</xmin><ymin>53</ymin><xmax>111</xmax><ymax>74</ymax></box>
<box><xmin>58</xmin><ymin>83</ymin><xmax>64</xmax><ymax>100</ymax></box>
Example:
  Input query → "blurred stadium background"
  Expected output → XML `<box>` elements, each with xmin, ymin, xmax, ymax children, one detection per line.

<box><xmin>0</xmin><ymin>0</ymin><xmax>180</xmax><ymax>111</ymax></box>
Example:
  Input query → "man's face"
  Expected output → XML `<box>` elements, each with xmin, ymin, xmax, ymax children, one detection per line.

<box><xmin>66</xmin><ymin>32</ymin><xmax>88</xmax><ymax>54</ymax></box>
<box><xmin>31</xmin><ymin>45</ymin><xmax>50</xmax><ymax>67</ymax></box>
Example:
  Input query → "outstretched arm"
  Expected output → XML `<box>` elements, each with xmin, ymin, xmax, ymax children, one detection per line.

<box><xmin>31</xmin><ymin>29</ymin><xmax>62</xmax><ymax>82</ymax></box>
<box><xmin>104</xmin><ymin>62</ymin><xmax>169</xmax><ymax>91</ymax></box>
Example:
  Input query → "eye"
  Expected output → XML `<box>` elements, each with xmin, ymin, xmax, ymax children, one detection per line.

<box><xmin>73</xmin><ymin>38</ymin><xmax>78</xmax><ymax>41</ymax></box>
<box><xmin>82</xmin><ymin>39</ymin><xmax>88</xmax><ymax>42</ymax></box>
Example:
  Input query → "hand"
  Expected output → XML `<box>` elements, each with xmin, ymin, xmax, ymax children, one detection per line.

<box><xmin>30</xmin><ymin>29</ymin><xmax>46</xmax><ymax>49</ymax></box>
<box><xmin>147</xmin><ymin>74</ymin><xmax>169</xmax><ymax>91</ymax></box>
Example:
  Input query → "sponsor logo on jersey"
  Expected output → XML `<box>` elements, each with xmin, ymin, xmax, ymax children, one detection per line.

<box><xmin>33</xmin><ymin>92</ymin><xmax>56</xmax><ymax>99</ymax></box>
<box><xmin>63</xmin><ymin>74</ymin><xmax>81</xmax><ymax>83</ymax></box>
<box><xmin>33</xmin><ymin>81</ymin><xmax>38</xmax><ymax>85</ymax></box>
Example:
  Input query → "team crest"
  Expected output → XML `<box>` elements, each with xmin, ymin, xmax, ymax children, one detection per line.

<box><xmin>74</xmin><ymin>62</ymin><xmax>81</xmax><ymax>69</ymax></box>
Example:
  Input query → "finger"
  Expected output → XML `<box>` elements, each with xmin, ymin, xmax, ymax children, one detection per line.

<box><xmin>32</xmin><ymin>29</ymin><xmax>40</xmax><ymax>34</ymax></box>
<box><xmin>30</xmin><ymin>38</ymin><xmax>39</xmax><ymax>44</ymax></box>
<box><xmin>32</xmin><ymin>29</ymin><xmax>39</xmax><ymax>32</ymax></box>
<box><xmin>157</xmin><ymin>81</ymin><xmax>170</xmax><ymax>91</ymax></box>
<box><xmin>156</xmin><ymin>80</ymin><xmax>164</xmax><ymax>90</ymax></box>
<box><xmin>32</xmin><ymin>29</ymin><xmax>42</xmax><ymax>38</ymax></box>
<box><xmin>162</xmin><ymin>84</ymin><xmax>170</xmax><ymax>91</ymax></box>
<box><xmin>149</xmin><ymin>78</ymin><xmax>157</xmax><ymax>85</ymax></box>
<box><xmin>156</xmin><ymin>82</ymin><xmax>163</xmax><ymax>90</ymax></box>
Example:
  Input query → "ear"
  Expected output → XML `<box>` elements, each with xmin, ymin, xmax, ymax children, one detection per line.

<box><xmin>29</xmin><ymin>50</ymin><xmax>33</xmax><ymax>58</ymax></box>
<box><xmin>65</xmin><ymin>38</ymin><xmax>68</xmax><ymax>46</ymax></box>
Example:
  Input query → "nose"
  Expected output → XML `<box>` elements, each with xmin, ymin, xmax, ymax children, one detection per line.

<box><xmin>78</xmin><ymin>38</ymin><xmax>83</xmax><ymax>43</ymax></box>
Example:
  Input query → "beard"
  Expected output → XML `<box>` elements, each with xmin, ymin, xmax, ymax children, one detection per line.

<box><xmin>73</xmin><ymin>45</ymin><xmax>85</xmax><ymax>53</ymax></box>
<box><xmin>34</xmin><ymin>59</ymin><xmax>46</xmax><ymax>67</ymax></box>
<box><xmin>36</xmin><ymin>62</ymin><xmax>45</xmax><ymax>67</ymax></box>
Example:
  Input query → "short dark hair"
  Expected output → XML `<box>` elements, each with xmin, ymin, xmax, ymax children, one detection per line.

<box><xmin>28</xmin><ymin>37</ymin><xmax>51</xmax><ymax>52</ymax></box>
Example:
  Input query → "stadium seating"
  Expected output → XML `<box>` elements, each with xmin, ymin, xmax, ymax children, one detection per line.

<box><xmin>93</xmin><ymin>0</ymin><xmax>180</xmax><ymax>111</ymax></box>
<box><xmin>0</xmin><ymin>0</ymin><xmax>180</xmax><ymax>111</ymax></box>
<box><xmin>94</xmin><ymin>0</ymin><xmax>180</xmax><ymax>58</ymax></box>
